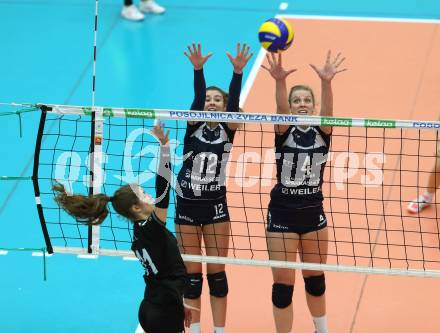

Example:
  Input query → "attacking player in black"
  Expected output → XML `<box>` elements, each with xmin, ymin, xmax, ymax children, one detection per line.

<box><xmin>53</xmin><ymin>123</ymin><xmax>191</xmax><ymax>333</ymax></box>
<box><xmin>174</xmin><ymin>43</ymin><xmax>252</xmax><ymax>333</ymax></box>
<box><xmin>262</xmin><ymin>51</ymin><xmax>346</xmax><ymax>333</ymax></box>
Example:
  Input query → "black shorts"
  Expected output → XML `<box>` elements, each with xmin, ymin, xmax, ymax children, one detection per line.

<box><xmin>138</xmin><ymin>298</ymin><xmax>184</xmax><ymax>333</ymax></box>
<box><xmin>267</xmin><ymin>204</ymin><xmax>327</xmax><ymax>235</ymax></box>
<box><xmin>139</xmin><ymin>279</ymin><xmax>185</xmax><ymax>333</ymax></box>
<box><xmin>175</xmin><ymin>196</ymin><xmax>230</xmax><ymax>226</ymax></box>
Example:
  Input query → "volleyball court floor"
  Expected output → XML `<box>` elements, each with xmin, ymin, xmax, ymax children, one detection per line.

<box><xmin>220</xmin><ymin>17</ymin><xmax>440</xmax><ymax>332</ymax></box>
<box><xmin>1</xmin><ymin>1</ymin><xmax>440</xmax><ymax>332</ymax></box>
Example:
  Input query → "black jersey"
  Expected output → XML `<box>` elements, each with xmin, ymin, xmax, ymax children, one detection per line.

<box><xmin>131</xmin><ymin>213</ymin><xmax>186</xmax><ymax>295</ymax></box>
<box><xmin>270</xmin><ymin>125</ymin><xmax>331</xmax><ymax>208</ymax></box>
<box><xmin>176</xmin><ymin>122</ymin><xmax>235</xmax><ymax>200</ymax></box>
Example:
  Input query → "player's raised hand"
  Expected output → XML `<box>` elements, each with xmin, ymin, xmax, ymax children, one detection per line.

<box><xmin>262</xmin><ymin>52</ymin><xmax>296</xmax><ymax>81</ymax></box>
<box><xmin>151</xmin><ymin>121</ymin><xmax>170</xmax><ymax>146</ymax></box>
<box><xmin>226</xmin><ymin>42</ymin><xmax>253</xmax><ymax>74</ymax></box>
<box><xmin>184</xmin><ymin>43</ymin><xmax>213</xmax><ymax>70</ymax></box>
<box><xmin>310</xmin><ymin>50</ymin><xmax>347</xmax><ymax>82</ymax></box>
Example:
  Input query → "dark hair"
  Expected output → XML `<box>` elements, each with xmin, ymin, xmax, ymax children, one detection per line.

<box><xmin>53</xmin><ymin>182</ymin><xmax>141</xmax><ymax>226</ymax></box>
<box><xmin>206</xmin><ymin>85</ymin><xmax>229</xmax><ymax>106</ymax></box>
<box><xmin>288</xmin><ymin>85</ymin><xmax>315</xmax><ymax>107</ymax></box>
<box><xmin>206</xmin><ymin>86</ymin><xmax>244</xmax><ymax>112</ymax></box>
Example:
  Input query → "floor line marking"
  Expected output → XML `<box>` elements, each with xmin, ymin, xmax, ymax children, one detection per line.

<box><xmin>77</xmin><ymin>254</ymin><xmax>98</xmax><ymax>259</ymax></box>
<box><xmin>32</xmin><ymin>252</ymin><xmax>53</xmax><ymax>257</ymax></box>
<box><xmin>123</xmin><ymin>256</ymin><xmax>138</xmax><ymax>261</ymax></box>
<box><xmin>278</xmin><ymin>14</ymin><xmax>440</xmax><ymax>24</ymax></box>
<box><xmin>240</xmin><ymin>48</ymin><xmax>266</xmax><ymax>107</ymax></box>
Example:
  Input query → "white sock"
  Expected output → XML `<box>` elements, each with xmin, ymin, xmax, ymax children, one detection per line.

<box><xmin>313</xmin><ymin>315</ymin><xmax>328</xmax><ymax>333</ymax></box>
<box><xmin>214</xmin><ymin>327</ymin><xmax>225</xmax><ymax>333</ymax></box>
<box><xmin>190</xmin><ymin>323</ymin><xmax>201</xmax><ymax>333</ymax></box>
<box><xmin>423</xmin><ymin>191</ymin><xmax>434</xmax><ymax>202</ymax></box>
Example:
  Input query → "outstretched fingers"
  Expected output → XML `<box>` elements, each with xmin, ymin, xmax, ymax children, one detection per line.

<box><xmin>243</xmin><ymin>44</ymin><xmax>253</xmax><ymax>61</ymax></box>
<box><xmin>332</xmin><ymin>51</ymin><xmax>341</xmax><ymax>65</ymax></box>
<box><xmin>226</xmin><ymin>51</ymin><xmax>233</xmax><ymax>62</ymax></box>
<box><xmin>246</xmin><ymin>51</ymin><xmax>254</xmax><ymax>62</ymax></box>
<box><xmin>328</xmin><ymin>50</ymin><xmax>346</xmax><ymax>69</ymax></box>
<box><xmin>236</xmin><ymin>43</ymin><xmax>252</xmax><ymax>59</ymax></box>
<box><xmin>244</xmin><ymin>44</ymin><xmax>251</xmax><ymax>59</ymax></box>
<box><xmin>286</xmin><ymin>68</ymin><xmax>297</xmax><ymax>76</ymax></box>
<box><xmin>331</xmin><ymin>51</ymin><xmax>347</xmax><ymax>73</ymax></box>
<box><xmin>309</xmin><ymin>63</ymin><xmax>318</xmax><ymax>73</ymax></box>
<box><xmin>335</xmin><ymin>56</ymin><xmax>346</xmax><ymax>69</ymax></box>
<box><xmin>271</xmin><ymin>52</ymin><xmax>278</xmax><ymax>66</ymax></box>
<box><xmin>266</xmin><ymin>53</ymin><xmax>274</xmax><ymax>68</ymax></box>
<box><xmin>241</xmin><ymin>42</ymin><xmax>249</xmax><ymax>56</ymax></box>
<box><xmin>184</xmin><ymin>43</ymin><xmax>197</xmax><ymax>57</ymax></box>
<box><xmin>205</xmin><ymin>51</ymin><xmax>213</xmax><ymax>60</ymax></box>
<box><xmin>261</xmin><ymin>64</ymin><xmax>270</xmax><ymax>72</ymax></box>
<box><xmin>335</xmin><ymin>67</ymin><xmax>348</xmax><ymax>74</ymax></box>
<box><xmin>183</xmin><ymin>45</ymin><xmax>192</xmax><ymax>58</ymax></box>
<box><xmin>326</xmin><ymin>50</ymin><xmax>331</xmax><ymax>65</ymax></box>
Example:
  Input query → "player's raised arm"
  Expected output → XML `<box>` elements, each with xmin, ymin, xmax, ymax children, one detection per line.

<box><xmin>185</xmin><ymin>43</ymin><xmax>212</xmax><ymax>122</ymax></box>
<box><xmin>262</xmin><ymin>52</ymin><xmax>297</xmax><ymax>134</ymax></box>
<box><xmin>151</xmin><ymin>122</ymin><xmax>171</xmax><ymax>223</ymax></box>
<box><xmin>225</xmin><ymin>42</ymin><xmax>253</xmax><ymax>130</ymax></box>
<box><xmin>310</xmin><ymin>50</ymin><xmax>347</xmax><ymax>135</ymax></box>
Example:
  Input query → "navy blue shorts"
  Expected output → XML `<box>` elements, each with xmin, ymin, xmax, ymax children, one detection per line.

<box><xmin>175</xmin><ymin>196</ymin><xmax>230</xmax><ymax>226</ymax></box>
<box><xmin>267</xmin><ymin>204</ymin><xmax>327</xmax><ymax>234</ymax></box>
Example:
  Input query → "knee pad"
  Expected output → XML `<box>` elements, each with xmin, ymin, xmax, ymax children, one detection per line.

<box><xmin>184</xmin><ymin>273</ymin><xmax>203</xmax><ymax>299</ymax></box>
<box><xmin>272</xmin><ymin>283</ymin><xmax>294</xmax><ymax>309</ymax></box>
<box><xmin>304</xmin><ymin>274</ymin><xmax>326</xmax><ymax>297</ymax></box>
<box><xmin>207</xmin><ymin>271</ymin><xmax>228</xmax><ymax>298</ymax></box>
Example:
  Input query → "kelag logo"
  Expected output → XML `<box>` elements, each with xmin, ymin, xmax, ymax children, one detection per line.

<box><xmin>82</xmin><ymin>107</ymin><xmax>114</xmax><ymax>117</ymax></box>
<box><xmin>321</xmin><ymin>117</ymin><xmax>352</xmax><ymax>127</ymax></box>
<box><xmin>364</xmin><ymin>119</ymin><xmax>396</xmax><ymax>128</ymax></box>
<box><xmin>124</xmin><ymin>109</ymin><xmax>155</xmax><ymax>119</ymax></box>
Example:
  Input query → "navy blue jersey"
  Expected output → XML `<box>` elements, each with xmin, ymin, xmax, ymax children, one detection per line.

<box><xmin>177</xmin><ymin>122</ymin><xmax>235</xmax><ymax>200</ymax></box>
<box><xmin>270</xmin><ymin>125</ymin><xmax>331</xmax><ymax>208</ymax></box>
<box><xmin>176</xmin><ymin>68</ymin><xmax>242</xmax><ymax>201</ymax></box>
<box><xmin>131</xmin><ymin>213</ymin><xmax>186</xmax><ymax>282</ymax></box>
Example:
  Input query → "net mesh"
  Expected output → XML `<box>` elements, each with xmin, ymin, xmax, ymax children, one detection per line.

<box><xmin>34</xmin><ymin>107</ymin><xmax>440</xmax><ymax>276</ymax></box>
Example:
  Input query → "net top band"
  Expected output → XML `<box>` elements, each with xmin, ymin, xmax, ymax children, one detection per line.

<box><xmin>36</xmin><ymin>103</ymin><xmax>440</xmax><ymax>130</ymax></box>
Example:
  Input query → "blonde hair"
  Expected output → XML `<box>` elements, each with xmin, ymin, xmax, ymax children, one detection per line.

<box><xmin>288</xmin><ymin>85</ymin><xmax>315</xmax><ymax>107</ymax></box>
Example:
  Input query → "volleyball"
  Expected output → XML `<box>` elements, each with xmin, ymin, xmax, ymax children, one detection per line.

<box><xmin>258</xmin><ymin>18</ymin><xmax>294</xmax><ymax>53</ymax></box>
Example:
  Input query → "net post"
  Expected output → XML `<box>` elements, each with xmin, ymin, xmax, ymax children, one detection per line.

<box><xmin>32</xmin><ymin>108</ymin><xmax>53</xmax><ymax>254</ymax></box>
<box><xmin>88</xmin><ymin>0</ymin><xmax>102</xmax><ymax>255</ymax></box>
<box><xmin>88</xmin><ymin>107</ymin><xmax>104</xmax><ymax>254</ymax></box>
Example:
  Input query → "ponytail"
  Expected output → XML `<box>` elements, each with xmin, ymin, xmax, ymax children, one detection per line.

<box><xmin>53</xmin><ymin>182</ymin><xmax>142</xmax><ymax>225</ymax></box>
<box><xmin>52</xmin><ymin>182</ymin><xmax>111</xmax><ymax>226</ymax></box>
